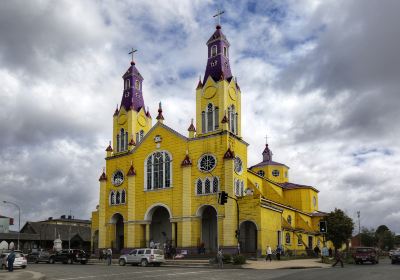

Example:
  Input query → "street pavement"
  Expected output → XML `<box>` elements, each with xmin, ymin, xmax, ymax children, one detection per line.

<box><xmin>0</xmin><ymin>258</ymin><xmax>398</xmax><ymax>280</ymax></box>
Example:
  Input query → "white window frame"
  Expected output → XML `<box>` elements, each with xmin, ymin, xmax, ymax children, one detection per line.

<box><xmin>198</xmin><ymin>153</ymin><xmax>217</xmax><ymax>173</ymax></box>
<box><xmin>135</xmin><ymin>80</ymin><xmax>140</xmax><ymax>90</ymax></box>
<box><xmin>211</xmin><ymin>45</ymin><xmax>217</xmax><ymax>57</ymax></box>
<box><xmin>144</xmin><ymin>150</ymin><xmax>173</xmax><ymax>191</ymax></box>
<box><xmin>120</xmin><ymin>189</ymin><xmax>126</xmax><ymax>204</ymax></box>
<box><xmin>109</xmin><ymin>190</ymin><xmax>115</xmax><ymax>205</ymax></box>
<box><xmin>195</xmin><ymin>177</ymin><xmax>220</xmax><ymax>196</ymax></box>
<box><xmin>223</xmin><ymin>46</ymin><xmax>227</xmax><ymax>57</ymax></box>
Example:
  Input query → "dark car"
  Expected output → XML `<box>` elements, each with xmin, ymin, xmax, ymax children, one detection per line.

<box><xmin>49</xmin><ymin>249</ymin><xmax>88</xmax><ymax>265</ymax></box>
<box><xmin>391</xmin><ymin>250</ymin><xmax>400</xmax><ymax>264</ymax></box>
<box><xmin>27</xmin><ymin>250</ymin><xmax>50</xmax><ymax>263</ymax></box>
<box><xmin>353</xmin><ymin>247</ymin><xmax>379</xmax><ymax>264</ymax></box>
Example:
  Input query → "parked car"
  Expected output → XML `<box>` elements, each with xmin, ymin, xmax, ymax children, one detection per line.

<box><xmin>352</xmin><ymin>247</ymin><xmax>379</xmax><ymax>264</ymax></box>
<box><xmin>119</xmin><ymin>248</ymin><xmax>165</xmax><ymax>267</ymax></box>
<box><xmin>391</xmin><ymin>250</ymin><xmax>400</xmax><ymax>264</ymax></box>
<box><xmin>1</xmin><ymin>251</ymin><xmax>27</xmax><ymax>269</ymax></box>
<box><xmin>49</xmin><ymin>249</ymin><xmax>88</xmax><ymax>264</ymax></box>
<box><xmin>27</xmin><ymin>250</ymin><xmax>51</xmax><ymax>263</ymax></box>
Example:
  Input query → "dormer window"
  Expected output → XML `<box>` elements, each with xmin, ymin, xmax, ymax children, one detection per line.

<box><xmin>223</xmin><ymin>46</ymin><xmax>227</xmax><ymax>57</ymax></box>
<box><xmin>211</xmin><ymin>45</ymin><xmax>217</xmax><ymax>57</ymax></box>
<box><xmin>135</xmin><ymin>80</ymin><xmax>140</xmax><ymax>90</ymax></box>
<box><xmin>125</xmin><ymin>79</ymin><xmax>130</xmax><ymax>89</ymax></box>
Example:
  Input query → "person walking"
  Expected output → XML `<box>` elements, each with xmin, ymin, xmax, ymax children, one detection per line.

<box><xmin>106</xmin><ymin>248</ymin><xmax>113</xmax><ymax>266</ymax></box>
<box><xmin>265</xmin><ymin>245</ymin><xmax>272</xmax><ymax>262</ymax></box>
<box><xmin>276</xmin><ymin>245</ymin><xmax>282</xmax><ymax>260</ymax></box>
<box><xmin>332</xmin><ymin>249</ymin><xmax>344</xmax><ymax>268</ymax></box>
<box><xmin>217</xmin><ymin>248</ymin><xmax>223</xmax><ymax>269</ymax></box>
<box><xmin>6</xmin><ymin>249</ymin><xmax>15</xmax><ymax>272</ymax></box>
<box><xmin>321</xmin><ymin>243</ymin><xmax>329</xmax><ymax>263</ymax></box>
<box><xmin>313</xmin><ymin>245</ymin><xmax>320</xmax><ymax>258</ymax></box>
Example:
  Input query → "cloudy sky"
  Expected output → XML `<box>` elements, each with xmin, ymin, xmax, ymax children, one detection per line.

<box><xmin>0</xmin><ymin>0</ymin><xmax>399</xmax><ymax>234</ymax></box>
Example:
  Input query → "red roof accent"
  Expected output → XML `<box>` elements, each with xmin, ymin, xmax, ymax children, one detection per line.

<box><xmin>188</xmin><ymin>119</ymin><xmax>196</xmax><ymax>132</ymax></box>
<box><xmin>99</xmin><ymin>172</ymin><xmax>107</xmax><ymax>181</ymax></box>
<box><xmin>128</xmin><ymin>138</ymin><xmax>136</xmax><ymax>146</ymax></box>
<box><xmin>196</xmin><ymin>79</ymin><xmax>203</xmax><ymax>89</ymax></box>
<box><xmin>113</xmin><ymin>105</ymin><xmax>119</xmax><ymax>116</ymax></box>
<box><xmin>181</xmin><ymin>154</ymin><xmax>192</xmax><ymax>167</ymax></box>
<box><xmin>156</xmin><ymin>103</ymin><xmax>164</xmax><ymax>121</ymax></box>
<box><xmin>221</xmin><ymin>115</ymin><xmax>228</xmax><ymax>123</ymax></box>
<box><xmin>127</xmin><ymin>164</ymin><xmax>136</xmax><ymax>176</ymax></box>
<box><xmin>105</xmin><ymin>144</ymin><xmax>113</xmax><ymax>152</ymax></box>
<box><xmin>223</xmin><ymin>147</ymin><xmax>235</xmax><ymax>159</ymax></box>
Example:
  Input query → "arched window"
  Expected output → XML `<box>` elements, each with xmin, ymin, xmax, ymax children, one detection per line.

<box><xmin>223</xmin><ymin>46</ymin><xmax>228</xmax><ymax>57</ymax></box>
<box><xmin>285</xmin><ymin>233</ymin><xmax>291</xmax><ymax>244</ymax></box>
<box><xmin>205</xmin><ymin>178</ymin><xmax>211</xmax><ymax>194</ymax></box>
<box><xmin>228</xmin><ymin>105</ymin><xmax>237</xmax><ymax>134</ymax></box>
<box><xmin>212</xmin><ymin>177</ymin><xmax>219</xmax><ymax>193</ymax></box>
<box><xmin>135</xmin><ymin>80</ymin><xmax>140</xmax><ymax>90</ymax></box>
<box><xmin>196</xmin><ymin>179</ymin><xmax>203</xmax><ymax>195</ymax></box>
<box><xmin>211</xmin><ymin>45</ymin><xmax>217</xmax><ymax>57</ymax></box>
<box><xmin>116</xmin><ymin>135</ymin><xmax>120</xmax><ymax>152</ymax></box>
<box><xmin>145</xmin><ymin>151</ymin><xmax>172</xmax><ymax>190</ymax></box>
<box><xmin>235</xmin><ymin>180</ymin><xmax>240</xmax><ymax>196</ymax></box>
<box><xmin>116</xmin><ymin>191</ymin><xmax>120</xmax><ymax>204</ymax></box>
<box><xmin>125</xmin><ymin>132</ymin><xmax>128</xmax><ymax>150</ymax></box>
<box><xmin>202</xmin><ymin>103</ymin><xmax>219</xmax><ymax>133</ymax></box>
<box><xmin>120</xmin><ymin>129</ymin><xmax>125</xmax><ymax>152</ymax></box>
<box><xmin>121</xmin><ymin>190</ymin><xmax>126</xmax><ymax>204</ymax></box>
<box><xmin>240</xmin><ymin>181</ymin><xmax>244</xmax><ymax>196</ymax></box>
<box><xmin>110</xmin><ymin>191</ymin><xmax>115</xmax><ymax>205</ymax></box>
<box><xmin>287</xmin><ymin>215</ymin><xmax>292</xmax><ymax>225</ymax></box>
<box><xmin>298</xmin><ymin>234</ymin><xmax>303</xmax><ymax>246</ymax></box>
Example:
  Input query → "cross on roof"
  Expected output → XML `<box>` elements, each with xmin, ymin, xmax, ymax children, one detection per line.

<box><xmin>213</xmin><ymin>9</ymin><xmax>225</xmax><ymax>26</ymax></box>
<box><xmin>265</xmin><ymin>134</ymin><xmax>268</xmax><ymax>145</ymax></box>
<box><xmin>129</xmin><ymin>48</ymin><xmax>137</xmax><ymax>62</ymax></box>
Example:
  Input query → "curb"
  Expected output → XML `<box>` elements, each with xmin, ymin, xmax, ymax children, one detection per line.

<box><xmin>0</xmin><ymin>270</ymin><xmax>46</xmax><ymax>280</ymax></box>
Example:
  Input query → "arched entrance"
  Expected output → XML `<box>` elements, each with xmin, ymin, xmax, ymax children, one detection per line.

<box><xmin>200</xmin><ymin>206</ymin><xmax>218</xmax><ymax>253</ymax></box>
<box><xmin>149</xmin><ymin>206</ymin><xmax>172</xmax><ymax>246</ymax></box>
<box><xmin>110</xmin><ymin>213</ymin><xmax>124</xmax><ymax>251</ymax></box>
<box><xmin>239</xmin><ymin>221</ymin><xmax>258</xmax><ymax>253</ymax></box>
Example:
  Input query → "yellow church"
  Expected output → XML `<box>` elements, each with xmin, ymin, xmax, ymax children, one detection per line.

<box><xmin>91</xmin><ymin>23</ymin><xmax>328</xmax><ymax>256</ymax></box>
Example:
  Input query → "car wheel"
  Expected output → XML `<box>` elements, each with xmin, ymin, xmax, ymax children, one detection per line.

<box><xmin>141</xmin><ymin>259</ymin><xmax>148</xmax><ymax>267</ymax></box>
<box><xmin>81</xmin><ymin>261</ymin><xmax>87</xmax><ymax>265</ymax></box>
<box><xmin>22</xmin><ymin>265</ymin><xmax>26</xmax><ymax>269</ymax></box>
<box><xmin>67</xmin><ymin>258</ymin><xmax>73</xmax><ymax>264</ymax></box>
<box><xmin>119</xmin><ymin>259</ymin><xmax>126</xmax><ymax>266</ymax></box>
<box><xmin>49</xmin><ymin>258</ymin><xmax>55</xmax><ymax>264</ymax></box>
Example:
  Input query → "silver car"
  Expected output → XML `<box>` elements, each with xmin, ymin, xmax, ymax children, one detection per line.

<box><xmin>1</xmin><ymin>252</ymin><xmax>27</xmax><ymax>269</ymax></box>
<box><xmin>119</xmin><ymin>248</ymin><xmax>165</xmax><ymax>267</ymax></box>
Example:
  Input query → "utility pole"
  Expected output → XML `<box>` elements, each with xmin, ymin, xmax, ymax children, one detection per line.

<box><xmin>357</xmin><ymin>211</ymin><xmax>361</xmax><ymax>246</ymax></box>
<box><xmin>3</xmin><ymin>201</ymin><xmax>21</xmax><ymax>250</ymax></box>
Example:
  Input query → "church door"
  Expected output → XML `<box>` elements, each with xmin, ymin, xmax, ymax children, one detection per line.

<box><xmin>111</xmin><ymin>213</ymin><xmax>124</xmax><ymax>252</ymax></box>
<box><xmin>239</xmin><ymin>221</ymin><xmax>257</xmax><ymax>253</ymax></box>
<box><xmin>150</xmin><ymin>207</ymin><xmax>172</xmax><ymax>247</ymax></box>
<box><xmin>201</xmin><ymin>206</ymin><xmax>217</xmax><ymax>253</ymax></box>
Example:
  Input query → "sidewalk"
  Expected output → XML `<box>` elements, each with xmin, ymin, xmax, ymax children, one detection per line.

<box><xmin>0</xmin><ymin>270</ymin><xmax>45</xmax><ymax>280</ymax></box>
<box><xmin>243</xmin><ymin>258</ymin><xmax>331</xmax><ymax>269</ymax></box>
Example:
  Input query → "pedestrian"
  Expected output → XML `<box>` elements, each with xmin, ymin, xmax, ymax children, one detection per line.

<box><xmin>171</xmin><ymin>246</ymin><xmax>176</xmax><ymax>260</ymax></box>
<box><xmin>328</xmin><ymin>247</ymin><xmax>333</xmax><ymax>257</ymax></box>
<box><xmin>106</xmin><ymin>248</ymin><xmax>112</xmax><ymax>266</ymax></box>
<box><xmin>321</xmin><ymin>243</ymin><xmax>329</xmax><ymax>263</ymax></box>
<box><xmin>237</xmin><ymin>242</ymin><xmax>241</xmax><ymax>255</ymax></box>
<box><xmin>99</xmin><ymin>249</ymin><xmax>103</xmax><ymax>261</ymax></box>
<box><xmin>7</xmin><ymin>249</ymin><xmax>15</xmax><ymax>272</ymax></box>
<box><xmin>332</xmin><ymin>249</ymin><xmax>344</xmax><ymax>268</ymax></box>
<box><xmin>217</xmin><ymin>248</ymin><xmax>223</xmax><ymax>269</ymax></box>
<box><xmin>313</xmin><ymin>245</ymin><xmax>320</xmax><ymax>258</ymax></box>
<box><xmin>150</xmin><ymin>239</ymin><xmax>155</xmax><ymax>249</ymax></box>
<box><xmin>265</xmin><ymin>245</ymin><xmax>272</xmax><ymax>262</ymax></box>
<box><xmin>276</xmin><ymin>245</ymin><xmax>282</xmax><ymax>260</ymax></box>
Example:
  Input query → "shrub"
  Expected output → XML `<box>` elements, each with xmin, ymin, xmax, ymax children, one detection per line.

<box><xmin>223</xmin><ymin>254</ymin><xmax>231</xmax><ymax>263</ymax></box>
<box><xmin>232</xmin><ymin>254</ymin><xmax>246</xmax><ymax>265</ymax></box>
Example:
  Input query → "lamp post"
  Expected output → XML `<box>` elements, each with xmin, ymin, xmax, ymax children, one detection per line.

<box><xmin>3</xmin><ymin>201</ymin><xmax>21</xmax><ymax>250</ymax></box>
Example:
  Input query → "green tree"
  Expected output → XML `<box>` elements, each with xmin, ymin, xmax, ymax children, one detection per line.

<box><xmin>324</xmin><ymin>208</ymin><xmax>354</xmax><ymax>249</ymax></box>
<box><xmin>360</xmin><ymin>228</ymin><xmax>377</xmax><ymax>247</ymax></box>
<box><xmin>375</xmin><ymin>225</ymin><xmax>395</xmax><ymax>250</ymax></box>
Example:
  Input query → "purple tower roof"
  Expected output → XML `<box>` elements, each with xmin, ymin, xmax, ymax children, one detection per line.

<box><xmin>120</xmin><ymin>61</ymin><xmax>146</xmax><ymax>112</ymax></box>
<box><xmin>203</xmin><ymin>25</ymin><xmax>233</xmax><ymax>84</ymax></box>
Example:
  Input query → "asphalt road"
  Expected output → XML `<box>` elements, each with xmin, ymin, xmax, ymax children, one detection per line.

<box><xmin>27</xmin><ymin>258</ymin><xmax>398</xmax><ymax>280</ymax></box>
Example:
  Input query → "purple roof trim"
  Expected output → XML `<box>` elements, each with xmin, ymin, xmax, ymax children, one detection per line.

<box><xmin>280</xmin><ymin>182</ymin><xmax>319</xmax><ymax>193</ymax></box>
<box><xmin>250</xmin><ymin>160</ymin><xmax>288</xmax><ymax>168</ymax></box>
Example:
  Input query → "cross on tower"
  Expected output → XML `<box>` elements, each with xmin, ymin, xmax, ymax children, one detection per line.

<box><xmin>213</xmin><ymin>9</ymin><xmax>225</xmax><ymax>26</ymax></box>
<box><xmin>129</xmin><ymin>48</ymin><xmax>137</xmax><ymax>62</ymax></box>
<box><xmin>265</xmin><ymin>134</ymin><xmax>269</xmax><ymax>145</ymax></box>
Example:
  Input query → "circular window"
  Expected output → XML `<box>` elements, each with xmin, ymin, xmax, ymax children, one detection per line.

<box><xmin>272</xmin><ymin>169</ymin><xmax>280</xmax><ymax>177</ymax></box>
<box><xmin>257</xmin><ymin>170</ymin><xmax>265</xmax><ymax>177</ymax></box>
<box><xmin>234</xmin><ymin>157</ymin><xmax>243</xmax><ymax>174</ymax></box>
<box><xmin>198</xmin><ymin>154</ymin><xmax>217</xmax><ymax>172</ymax></box>
<box><xmin>112</xmin><ymin>170</ymin><xmax>124</xmax><ymax>186</ymax></box>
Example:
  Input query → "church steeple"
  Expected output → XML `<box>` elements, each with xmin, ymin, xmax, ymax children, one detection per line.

<box><xmin>121</xmin><ymin>49</ymin><xmax>145</xmax><ymax>112</ymax></box>
<box><xmin>203</xmin><ymin>24</ymin><xmax>233</xmax><ymax>84</ymax></box>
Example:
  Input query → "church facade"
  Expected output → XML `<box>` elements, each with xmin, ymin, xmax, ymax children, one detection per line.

<box><xmin>91</xmin><ymin>23</ymin><xmax>327</xmax><ymax>256</ymax></box>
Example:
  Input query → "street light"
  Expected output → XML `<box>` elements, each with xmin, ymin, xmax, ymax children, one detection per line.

<box><xmin>3</xmin><ymin>201</ymin><xmax>21</xmax><ymax>250</ymax></box>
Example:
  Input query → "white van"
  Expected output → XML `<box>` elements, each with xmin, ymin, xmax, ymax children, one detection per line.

<box><xmin>119</xmin><ymin>248</ymin><xmax>165</xmax><ymax>267</ymax></box>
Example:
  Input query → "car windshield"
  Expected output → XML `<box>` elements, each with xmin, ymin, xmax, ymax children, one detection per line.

<box><xmin>15</xmin><ymin>253</ymin><xmax>22</xmax><ymax>258</ymax></box>
<box><xmin>356</xmin><ymin>248</ymin><xmax>373</xmax><ymax>253</ymax></box>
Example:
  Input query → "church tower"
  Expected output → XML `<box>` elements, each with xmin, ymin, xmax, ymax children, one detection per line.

<box><xmin>112</xmin><ymin>57</ymin><xmax>152</xmax><ymax>154</ymax></box>
<box><xmin>195</xmin><ymin>23</ymin><xmax>242</xmax><ymax>137</ymax></box>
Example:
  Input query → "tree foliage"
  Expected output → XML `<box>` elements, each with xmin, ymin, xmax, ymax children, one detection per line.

<box><xmin>324</xmin><ymin>208</ymin><xmax>354</xmax><ymax>249</ymax></box>
<box><xmin>375</xmin><ymin>225</ymin><xmax>395</xmax><ymax>250</ymax></box>
<box><xmin>360</xmin><ymin>228</ymin><xmax>377</xmax><ymax>247</ymax></box>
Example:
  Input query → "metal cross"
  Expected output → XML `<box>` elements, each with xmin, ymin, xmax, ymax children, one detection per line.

<box><xmin>265</xmin><ymin>134</ymin><xmax>268</xmax><ymax>145</ymax></box>
<box><xmin>129</xmin><ymin>48</ymin><xmax>137</xmax><ymax>62</ymax></box>
<box><xmin>213</xmin><ymin>9</ymin><xmax>225</xmax><ymax>26</ymax></box>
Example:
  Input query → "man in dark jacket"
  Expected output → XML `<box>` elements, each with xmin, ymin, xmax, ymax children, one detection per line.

<box><xmin>7</xmin><ymin>250</ymin><xmax>16</xmax><ymax>272</ymax></box>
<box><xmin>332</xmin><ymin>249</ymin><xmax>344</xmax><ymax>268</ymax></box>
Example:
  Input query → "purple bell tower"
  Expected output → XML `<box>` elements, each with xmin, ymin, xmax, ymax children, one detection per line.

<box><xmin>120</xmin><ymin>59</ymin><xmax>145</xmax><ymax>112</ymax></box>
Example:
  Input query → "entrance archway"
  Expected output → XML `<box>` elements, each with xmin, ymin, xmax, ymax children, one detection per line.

<box><xmin>110</xmin><ymin>213</ymin><xmax>124</xmax><ymax>251</ymax></box>
<box><xmin>239</xmin><ymin>221</ymin><xmax>258</xmax><ymax>253</ymax></box>
<box><xmin>200</xmin><ymin>206</ymin><xmax>217</xmax><ymax>253</ymax></box>
<box><xmin>149</xmin><ymin>206</ymin><xmax>172</xmax><ymax>246</ymax></box>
